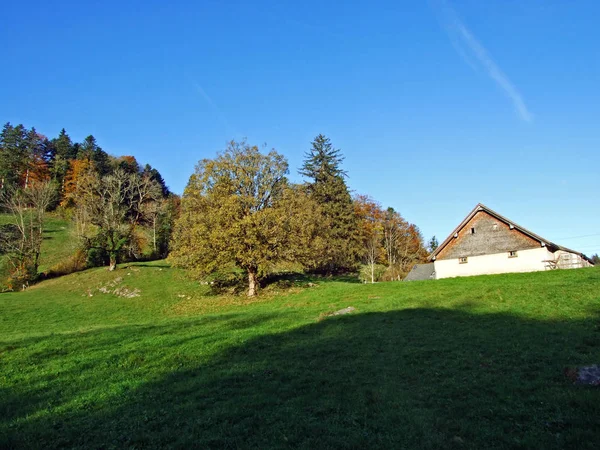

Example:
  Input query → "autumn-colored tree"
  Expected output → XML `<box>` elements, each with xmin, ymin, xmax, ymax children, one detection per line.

<box><xmin>62</xmin><ymin>159</ymin><xmax>96</xmax><ymax>207</ymax></box>
<box><xmin>23</xmin><ymin>128</ymin><xmax>52</xmax><ymax>188</ymax></box>
<box><xmin>378</xmin><ymin>207</ymin><xmax>428</xmax><ymax>280</ymax></box>
<box><xmin>395</xmin><ymin>223</ymin><xmax>428</xmax><ymax>277</ymax></box>
<box><xmin>354</xmin><ymin>194</ymin><xmax>386</xmax><ymax>283</ymax></box>
<box><xmin>115</xmin><ymin>155</ymin><xmax>140</xmax><ymax>174</ymax></box>
<box><xmin>169</xmin><ymin>140</ymin><xmax>325</xmax><ymax>296</ymax></box>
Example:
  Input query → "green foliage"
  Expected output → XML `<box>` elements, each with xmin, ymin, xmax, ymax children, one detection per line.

<box><xmin>300</xmin><ymin>134</ymin><xmax>360</xmax><ymax>273</ymax></box>
<box><xmin>77</xmin><ymin>135</ymin><xmax>111</xmax><ymax>176</ymax></box>
<box><xmin>0</xmin><ymin>123</ymin><xmax>28</xmax><ymax>189</ymax></box>
<box><xmin>358</xmin><ymin>263</ymin><xmax>387</xmax><ymax>283</ymax></box>
<box><xmin>0</xmin><ymin>265</ymin><xmax>599</xmax><ymax>448</ymax></box>
<box><xmin>428</xmin><ymin>235</ymin><xmax>439</xmax><ymax>253</ymax></box>
<box><xmin>170</xmin><ymin>140</ymin><xmax>325</xmax><ymax>296</ymax></box>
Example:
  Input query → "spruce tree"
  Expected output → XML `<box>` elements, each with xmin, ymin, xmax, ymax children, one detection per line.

<box><xmin>0</xmin><ymin>123</ymin><xmax>28</xmax><ymax>189</ymax></box>
<box><xmin>300</xmin><ymin>134</ymin><xmax>360</xmax><ymax>272</ymax></box>
<box><xmin>77</xmin><ymin>135</ymin><xmax>110</xmax><ymax>176</ymax></box>
<box><xmin>50</xmin><ymin>128</ymin><xmax>76</xmax><ymax>186</ymax></box>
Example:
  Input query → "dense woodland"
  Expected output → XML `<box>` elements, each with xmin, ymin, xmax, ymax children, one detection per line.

<box><xmin>0</xmin><ymin>122</ymin><xmax>177</xmax><ymax>288</ymax></box>
<box><xmin>0</xmin><ymin>122</ymin><xmax>431</xmax><ymax>294</ymax></box>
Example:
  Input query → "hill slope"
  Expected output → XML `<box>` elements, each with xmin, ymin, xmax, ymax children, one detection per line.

<box><xmin>1</xmin><ymin>265</ymin><xmax>599</xmax><ymax>449</ymax></box>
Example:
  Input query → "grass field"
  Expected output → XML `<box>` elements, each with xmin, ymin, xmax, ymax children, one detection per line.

<box><xmin>1</xmin><ymin>263</ymin><xmax>599</xmax><ymax>449</ymax></box>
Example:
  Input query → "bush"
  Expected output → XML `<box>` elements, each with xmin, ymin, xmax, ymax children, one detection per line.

<box><xmin>358</xmin><ymin>264</ymin><xmax>387</xmax><ymax>283</ymax></box>
<box><xmin>86</xmin><ymin>247</ymin><xmax>108</xmax><ymax>268</ymax></box>
<box><xmin>45</xmin><ymin>249</ymin><xmax>87</xmax><ymax>278</ymax></box>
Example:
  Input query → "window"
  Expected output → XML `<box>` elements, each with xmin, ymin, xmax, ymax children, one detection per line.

<box><xmin>508</xmin><ymin>251</ymin><xmax>518</xmax><ymax>258</ymax></box>
<box><xmin>459</xmin><ymin>257</ymin><xmax>468</xmax><ymax>264</ymax></box>
<box><xmin>470</xmin><ymin>227</ymin><xmax>476</xmax><ymax>234</ymax></box>
<box><xmin>492</xmin><ymin>224</ymin><xmax>498</xmax><ymax>231</ymax></box>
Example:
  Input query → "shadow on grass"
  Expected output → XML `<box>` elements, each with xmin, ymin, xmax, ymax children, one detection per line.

<box><xmin>2</xmin><ymin>308</ymin><xmax>600</xmax><ymax>449</ymax></box>
<box><xmin>261</xmin><ymin>272</ymin><xmax>361</xmax><ymax>291</ymax></box>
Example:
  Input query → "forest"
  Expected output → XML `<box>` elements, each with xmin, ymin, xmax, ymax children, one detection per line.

<box><xmin>0</xmin><ymin>123</ymin><xmax>431</xmax><ymax>295</ymax></box>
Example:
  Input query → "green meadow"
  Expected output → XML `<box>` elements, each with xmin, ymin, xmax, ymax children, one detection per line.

<box><xmin>1</xmin><ymin>258</ymin><xmax>599</xmax><ymax>449</ymax></box>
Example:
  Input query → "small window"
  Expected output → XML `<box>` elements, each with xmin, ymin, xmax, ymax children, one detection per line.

<box><xmin>508</xmin><ymin>251</ymin><xmax>518</xmax><ymax>258</ymax></box>
<box><xmin>459</xmin><ymin>257</ymin><xmax>468</xmax><ymax>264</ymax></box>
<box><xmin>470</xmin><ymin>227</ymin><xmax>476</xmax><ymax>234</ymax></box>
<box><xmin>492</xmin><ymin>224</ymin><xmax>498</xmax><ymax>231</ymax></box>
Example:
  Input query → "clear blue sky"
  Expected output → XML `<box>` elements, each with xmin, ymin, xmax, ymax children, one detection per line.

<box><xmin>1</xmin><ymin>0</ymin><xmax>599</xmax><ymax>256</ymax></box>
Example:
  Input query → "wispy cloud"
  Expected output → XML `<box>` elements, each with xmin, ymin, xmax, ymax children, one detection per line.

<box><xmin>188</xmin><ymin>75</ymin><xmax>241</xmax><ymax>136</ymax></box>
<box><xmin>433</xmin><ymin>1</ymin><xmax>533</xmax><ymax>123</ymax></box>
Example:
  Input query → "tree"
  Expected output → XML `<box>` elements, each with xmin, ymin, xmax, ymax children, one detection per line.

<box><xmin>427</xmin><ymin>236</ymin><xmax>439</xmax><ymax>253</ymax></box>
<box><xmin>169</xmin><ymin>140</ymin><xmax>325</xmax><ymax>296</ymax></box>
<box><xmin>591</xmin><ymin>254</ymin><xmax>600</xmax><ymax>265</ymax></box>
<box><xmin>142</xmin><ymin>164</ymin><xmax>170</xmax><ymax>197</ymax></box>
<box><xmin>23</xmin><ymin>128</ymin><xmax>51</xmax><ymax>188</ymax></box>
<box><xmin>81</xmin><ymin>169</ymin><xmax>135</xmax><ymax>270</ymax></box>
<box><xmin>50</xmin><ymin>129</ymin><xmax>76</xmax><ymax>190</ymax></box>
<box><xmin>0</xmin><ymin>181</ymin><xmax>57</xmax><ymax>286</ymax></box>
<box><xmin>62</xmin><ymin>159</ymin><xmax>96</xmax><ymax>208</ymax></box>
<box><xmin>379</xmin><ymin>207</ymin><xmax>428</xmax><ymax>280</ymax></box>
<box><xmin>396</xmin><ymin>224</ymin><xmax>428</xmax><ymax>276</ymax></box>
<box><xmin>0</xmin><ymin>123</ymin><xmax>28</xmax><ymax>190</ymax></box>
<box><xmin>77</xmin><ymin>135</ymin><xmax>110</xmax><ymax>176</ymax></box>
<box><xmin>115</xmin><ymin>155</ymin><xmax>140</xmax><ymax>174</ymax></box>
<box><xmin>354</xmin><ymin>194</ymin><xmax>385</xmax><ymax>283</ymax></box>
<box><xmin>299</xmin><ymin>134</ymin><xmax>360</xmax><ymax>272</ymax></box>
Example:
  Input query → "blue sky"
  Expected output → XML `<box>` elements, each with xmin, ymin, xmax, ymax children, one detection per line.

<box><xmin>1</xmin><ymin>0</ymin><xmax>599</xmax><ymax>256</ymax></box>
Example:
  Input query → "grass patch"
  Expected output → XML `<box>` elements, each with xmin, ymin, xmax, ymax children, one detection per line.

<box><xmin>0</xmin><ymin>265</ymin><xmax>599</xmax><ymax>448</ymax></box>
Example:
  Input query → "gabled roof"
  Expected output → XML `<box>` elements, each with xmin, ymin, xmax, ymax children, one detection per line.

<box><xmin>429</xmin><ymin>203</ymin><xmax>593</xmax><ymax>264</ymax></box>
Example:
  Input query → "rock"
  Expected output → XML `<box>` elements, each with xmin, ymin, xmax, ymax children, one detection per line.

<box><xmin>573</xmin><ymin>365</ymin><xmax>600</xmax><ymax>386</ymax></box>
<box><xmin>330</xmin><ymin>306</ymin><xmax>356</xmax><ymax>316</ymax></box>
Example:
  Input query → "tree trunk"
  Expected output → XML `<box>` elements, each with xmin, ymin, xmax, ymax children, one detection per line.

<box><xmin>153</xmin><ymin>216</ymin><xmax>157</xmax><ymax>254</ymax></box>
<box><xmin>247</xmin><ymin>267</ymin><xmax>258</xmax><ymax>297</ymax></box>
<box><xmin>371</xmin><ymin>262</ymin><xmax>374</xmax><ymax>284</ymax></box>
<box><xmin>109</xmin><ymin>253</ymin><xmax>117</xmax><ymax>271</ymax></box>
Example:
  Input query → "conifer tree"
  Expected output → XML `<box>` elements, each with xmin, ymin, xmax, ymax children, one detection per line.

<box><xmin>300</xmin><ymin>134</ymin><xmax>360</xmax><ymax>272</ymax></box>
<box><xmin>78</xmin><ymin>135</ymin><xmax>110</xmax><ymax>176</ymax></box>
<box><xmin>0</xmin><ymin>123</ymin><xmax>28</xmax><ymax>189</ymax></box>
<box><xmin>50</xmin><ymin>129</ymin><xmax>76</xmax><ymax>187</ymax></box>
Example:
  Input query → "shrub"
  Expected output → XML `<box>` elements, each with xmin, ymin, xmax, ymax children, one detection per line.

<box><xmin>358</xmin><ymin>264</ymin><xmax>387</xmax><ymax>283</ymax></box>
<box><xmin>45</xmin><ymin>249</ymin><xmax>87</xmax><ymax>278</ymax></box>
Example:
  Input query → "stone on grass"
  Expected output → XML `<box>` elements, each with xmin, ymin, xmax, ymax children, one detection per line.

<box><xmin>330</xmin><ymin>306</ymin><xmax>356</xmax><ymax>316</ymax></box>
<box><xmin>574</xmin><ymin>365</ymin><xmax>600</xmax><ymax>386</ymax></box>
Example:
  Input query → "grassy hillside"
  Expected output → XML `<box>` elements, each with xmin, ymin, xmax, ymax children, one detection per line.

<box><xmin>1</xmin><ymin>264</ymin><xmax>599</xmax><ymax>449</ymax></box>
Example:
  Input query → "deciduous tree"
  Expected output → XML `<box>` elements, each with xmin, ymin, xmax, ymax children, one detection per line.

<box><xmin>354</xmin><ymin>195</ymin><xmax>385</xmax><ymax>283</ymax></box>
<box><xmin>0</xmin><ymin>181</ymin><xmax>57</xmax><ymax>286</ymax></box>
<box><xmin>169</xmin><ymin>140</ymin><xmax>325</xmax><ymax>296</ymax></box>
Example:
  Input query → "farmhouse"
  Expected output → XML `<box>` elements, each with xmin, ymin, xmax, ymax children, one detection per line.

<box><xmin>405</xmin><ymin>203</ymin><xmax>593</xmax><ymax>281</ymax></box>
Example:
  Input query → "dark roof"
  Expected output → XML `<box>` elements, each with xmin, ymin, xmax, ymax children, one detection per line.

<box><xmin>404</xmin><ymin>263</ymin><xmax>436</xmax><ymax>281</ymax></box>
<box><xmin>429</xmin><ymin>203</ymin><xmax>594</xmax><ymax>264</ymax></box>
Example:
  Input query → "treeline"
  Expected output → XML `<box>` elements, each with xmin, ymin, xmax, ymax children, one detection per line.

<box><xmin>169</xmin><ymin>135</ymin><xmax>428</xmax><ymax>296</ymax></box>
<box><xmin>0</xmin><ymin>122</ymin><xmax>177</xmax><ymax>288</ymax></box>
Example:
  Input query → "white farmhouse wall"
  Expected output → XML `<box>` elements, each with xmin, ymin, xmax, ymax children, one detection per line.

<box><xmin>433</xmin><ymin>247</ymin><xmax>555</xmax><ymax>279</ymax></box>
